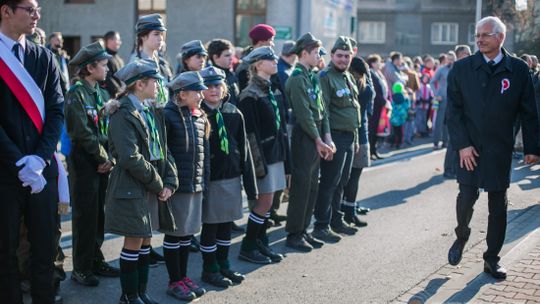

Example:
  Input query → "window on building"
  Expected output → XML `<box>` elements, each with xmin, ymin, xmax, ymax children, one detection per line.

<box><xmin>65</xmin><ymin>0</ymin><xmax>95</xmax><ymax>3</ymax></box>
<box><xmin>468</xmin><ymin>23</ymin><xmax>476</xmax><ymax>45</ymax></box>
<box><xmin>431</xmin><ymin>23</ymin><xmax>458</xmax><ymax>45</ymax></box>
<box><xmin>358</xmin><ymin>21</ymin><xmax>385</xmax><ymax>44</ymax></box>
<box><xmin>138</xmin><ymin>0</ymin><xmax>166</xmax><ymax>24</ymax></box>
<box><xmin>235</xmin><ymin>0</ymin><xmax>267</xmax><ymax>47</ymax></box>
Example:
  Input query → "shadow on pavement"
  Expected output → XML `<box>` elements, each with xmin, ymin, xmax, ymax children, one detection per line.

<box><xmin>358</xmin><ymin>174</ymin><xmax>445</xmax><ymax>210</ymax></box>
<box><xmin>406</xmin><ymin>277</ymin><xmax>450</xmax><ymax>304</ymax></box>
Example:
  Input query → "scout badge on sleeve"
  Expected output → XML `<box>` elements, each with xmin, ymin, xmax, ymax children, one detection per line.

<box><xmin>500</xmin><ymin>78</ymin><xmax>510</xmax><ymax>94</ymax></box>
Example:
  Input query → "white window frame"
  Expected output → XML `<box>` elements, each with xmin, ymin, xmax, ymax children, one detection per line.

<box><xmin>468</xmin><ymin>23</ymin><xmax>476</xmax><ymax>45</ymax></box>
<box><xmin>431</xmin><ymin>23</ymin><xmax>458</xmax><ymax>45</ymax></box>
<box><xmin>358</xmin><ymin>21</ymin><xmax>386</xmax><ymax>44</ymax></box>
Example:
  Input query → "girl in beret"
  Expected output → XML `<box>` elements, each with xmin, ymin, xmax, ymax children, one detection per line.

<box><xmin>161</xmin><ymin>72</ymin><xmax>210</xmax><ymax>301</ymax></box>
<box><xmin>199</xmin><ymin>66</ymin><xmax>258</xmax><ymax>287</ymax></box>
<box><xmin>105</xmin><ymin>60</ymin><xmax>178</xmax><ymax>304</ymax></box>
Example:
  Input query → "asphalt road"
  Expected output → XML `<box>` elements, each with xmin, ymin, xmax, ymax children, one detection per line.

<box><xmin>51</xmin><ymin>148</ymin><xmax>540</xmax><ymax>304</ymax></box>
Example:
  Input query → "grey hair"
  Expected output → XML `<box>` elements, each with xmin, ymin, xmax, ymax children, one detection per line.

<box><xmin>476</xmin><ymin>16</ymin><xmax>507</xmax><ymax>34</ymax></box>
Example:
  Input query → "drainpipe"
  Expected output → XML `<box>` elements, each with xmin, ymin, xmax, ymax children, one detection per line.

<box><xmin>296</xmin><ymin>0</ymin><xmax>302</xmax><ymax>39</ymax></box>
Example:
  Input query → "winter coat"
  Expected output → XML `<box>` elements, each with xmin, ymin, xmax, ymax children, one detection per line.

<box><xmin>447</xmin><ymin>49</ymin><xmax>540</xmax><ymax>191</ymax></box>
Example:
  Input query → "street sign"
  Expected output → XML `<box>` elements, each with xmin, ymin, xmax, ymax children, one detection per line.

<box><xmin>274</xmin><ymin>26</ymin><xmax>292</xmax><ymax>40</ymax></box>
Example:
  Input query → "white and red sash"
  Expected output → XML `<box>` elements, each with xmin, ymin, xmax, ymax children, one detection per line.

<box><xmin>0</xmin><ymin>40</ymin><xmax>70</xmax><ymax>205</ymax></box>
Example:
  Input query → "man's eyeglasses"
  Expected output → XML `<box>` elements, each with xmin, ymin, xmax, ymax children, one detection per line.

<box><xmin>12</xmin><ymin>6</ymin><xmax>42</xmax><ymax>17</ymax></box>
<box><xmin>474</xmin><ymin>32</ymin><xmax>498</xmax><ymax>40</ymax></box>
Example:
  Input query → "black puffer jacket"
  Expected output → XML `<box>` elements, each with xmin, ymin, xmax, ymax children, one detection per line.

<box><xmin>164</xmin><ymin>101</ymin><xmax>210</xmax><ymax>193</ymax></box>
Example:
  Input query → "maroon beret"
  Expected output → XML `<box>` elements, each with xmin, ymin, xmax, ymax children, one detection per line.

<box><xmin>249</xmin><ymin>24</ymin><xmax>276</xmax><ymax>42</ymax></box>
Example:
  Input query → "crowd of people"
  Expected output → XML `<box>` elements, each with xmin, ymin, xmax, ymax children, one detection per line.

<box><xmin>2</xmin><ymin>1</ymin><xmax>540</xmax><ymax>303</ymax></box>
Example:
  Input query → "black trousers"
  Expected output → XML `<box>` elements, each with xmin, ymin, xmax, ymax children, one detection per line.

<box><xmin>313</xmin><ymin>131</ymin><xmax>354</xmax><ymax>229</ymax></box>
<box><xmin>286</xmin><ymin>124</ymin><xmax>321</xmax><ymax>235</ymax></box>
<box><xmin>68</xmin><ymin>151</ymin><xmax>108</xmax><ymax>272</ymax></box>
<box><xmin>0</xmin><ymin>180</ymin><xmax>58</xmax><ymax>304</ymax></box>
<box><xmin>343</xmin><ymin>167</ymin><xmax>363</xmax><ymax>203</ymax></box>
<box><xmin>454</xmin><ymin>184</ymin><xmax>507</xmax><ymax>263</ymax></box>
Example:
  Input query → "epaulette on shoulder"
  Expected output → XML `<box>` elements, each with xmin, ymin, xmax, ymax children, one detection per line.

<box><xmin>291</xmin><ymin>67</ymin><xmax>303</xmax><ymax>77</ymax></box>
<box><xmin>221</xmin><ymin>102</ymin><xmax>238</xmax><ymax>114</ymax></box>
<box><xmin>67</xmin><ymin>81</ymin><xmax>83</xmax><ymax>94</ymax></box>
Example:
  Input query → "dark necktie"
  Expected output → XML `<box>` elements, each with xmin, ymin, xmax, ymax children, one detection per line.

<box><xmin>488</xmin><ymin>60</ymin><xmax>496</xmax><ymax>72</ymax></box>
<box><xmin>12</xmin><ymin>43</ymin><xmax>21</xmax><ymax>62</ymax></box>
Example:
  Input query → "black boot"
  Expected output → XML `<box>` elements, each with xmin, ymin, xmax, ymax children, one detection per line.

<box><xmin>343</xmin><ymin>203</ymin><xmax>367</xmax><ymax>228</ymax></box>
<box><xmin>201</xmin><ymin>271</ymin><xmax>233</xmax><ymax>288</ymax></box>
<box><xmin>119</xmin><ymin>293</ymin><xmax>144</xmax><ymax>304</ymax></box>
<box><xmin>138</xmin><ymin>283</ymin><xmax>158</xmax><ymax>304</ymax></box>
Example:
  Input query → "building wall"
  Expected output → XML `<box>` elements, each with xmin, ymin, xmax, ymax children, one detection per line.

<box><xmin>40</xmin><ymin>0</ymin><xmax>136</xmax><ymax>61</ymax></box>
<box><xmin>357</xmin><ymin>0</ymin><xmax>476</xmax><ymax>57</ymax></box>
<box><xmin>165</xmin><ymin>0</ymin><xmax>235</xmax><ymax>65</ymax></box>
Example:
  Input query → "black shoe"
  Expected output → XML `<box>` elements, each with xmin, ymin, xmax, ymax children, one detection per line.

<box><xmin>270</xmin><ymin>212</ymin><xmax>287</xmax><ymax>223</ymax></box>
<box><xmin>448</xmin><ymin>239</ymin><xmax>467</xmax><ymax>266</ymax></box>
<box><xmin>138</xmin><ymin>283</ymin><xmax>158</xmax><ymax>304</ymax></box>
<box><xmin>256</xmin><ymin>240</ymin><xmax>284</xmax><ymax>263</ymax></box>
<box><xmin>119</xmin><ymin>293</ymin><xmax>144</xmax><ymax>304</ymax></box>
<box><xmin>71</xmin><ymin>270</ymin><xmax>99</xmax><ymax>286</ymax></box>
<box><xmin>238</xmin><ymin>249</ymin><xmax>272</xmax><ymax>264</ymax></box>
<box><xmin>220</xmin><ymin>268</ymin><xmax>245</xmax><ymax>284</ymax></box>
<box><xmin>344</xmin><ymin>215</ymin><xmax>368</xmax><ymax>228</ymax></box>
<box><xmin>231</xmin><ymin>222</ymin><xmax>245</xmax><ymax>233</ymax></box>
<box><xmin>190</xmin><ymin>236</ymin><xmax>200</xmax><ymax>252</ymax></box>
<box><xmin>374</xmin><ymin>152</ymin><xmax>385</xmax><ymax>160</ymax></box>
<box><xmin>356</xmin><ymin>207</ymin><xmax>370</xmax><ymax>215</ymax></box>
<box><xmin>54</xmin><ymin>284</ymin><xmax>63</xmax><ymax>304</ymax></box>
<box><xmin>484</xmin><ymin>261</ymin><xmax>507</xmax><ymax>279</ymax></box>
<box><xmin>267</xmin><ymin>218</ymin><xmax>277</xmax><ymax>227</ymax></box>
<box><xmin>311</xmin><ymin>228</ymin><xmax>342</xmax><ymax>243</ymax></box>
<box><xmin>285</xmin><ymin>234</ymin><xmax>313</xmax><ymax>252</ymax></box>
<box><xmin>303</xmin><ymin>233</ymin><xmax>324</xmax><ymax>249</ymax></box>
<box><xmin>92</xmin><ymin>261</ymin><xmax>120</xmax><ymax>277</ymax></box>
<box><xmin>201</xmin><ymin>271</ymin><xmax>233</xmax><ymax>288</ymax></box>
<box><xmin>331</xmin><ymin>223</ymin><xmax>358</xmax><ymax>236</ymax></box>
<box><xmin>149</xmin><ymin>248</ymin><xmax>165</xmax><ymax>264</ymax></box>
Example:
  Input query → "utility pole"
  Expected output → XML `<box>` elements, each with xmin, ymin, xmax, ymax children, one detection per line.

<box><xmin>474</xmin><ymin>0</ymin><xmax>482</xmax><ymax>52</ymax></box>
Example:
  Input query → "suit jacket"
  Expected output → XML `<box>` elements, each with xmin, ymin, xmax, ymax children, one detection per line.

<box><xmin>0</xmin><ymin>40</ymin><xmax>64</xmax><ymax>182</ymax></box>
<box><xmin>447</xmin><ymin>49</ymin><xmax>540</xmax><ymax>191</ymax></box>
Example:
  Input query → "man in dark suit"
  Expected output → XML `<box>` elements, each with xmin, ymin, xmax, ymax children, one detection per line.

<box><xmin>446</xmin><ymin>16</ymin><xmax>540</xmax><ymax>280</ymax></box>
<box><xmin>0</xmin><ymin>0</ymin><xmax>65</xmax><ymax>303</ymax></box>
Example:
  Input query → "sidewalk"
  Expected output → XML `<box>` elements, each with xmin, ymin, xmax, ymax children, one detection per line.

<box><xmin>394</xmin><ymin>204</ymin><xmax>540</xmax><ymax>304</ymax></box>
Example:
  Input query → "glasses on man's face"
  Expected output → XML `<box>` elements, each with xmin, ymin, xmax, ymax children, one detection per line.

<box><xmin>13</xmin><ymin>6</ymin><xmax>41</xmax><ymax>17</ymax></box>
<box><xmin>474</xmin><ymin>32</ymin><xmax>498</xmax><ymax>40</ymax></box>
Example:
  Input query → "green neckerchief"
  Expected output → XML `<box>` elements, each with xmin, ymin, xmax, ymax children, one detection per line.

<box><xmin>293</xmin><ymin>67</ymin><xmax>323</xmax><ymax>110</ymax></box>
<box><xmin>75</xmin><ymin>80</ymin><xmax>108</xmax><ymax>136</ymax></box>
<box><xmin>215</xmin><ymin>107</ymin><xmax>229</xmax><ymax>155</ymax></box>
<box><xmin>268</xmin><ymin>88</ymin><xmax>281</xmax><ymax>130</ymax></box>
<box><xmin>142</xmin><ymin>106</ymin><xmax>164</xmax><ymax>160</ymax></box>
<box><xmin>156</xmin><ymin>79</ymin><xmax>167</xmax><ymax>105</ymax></box>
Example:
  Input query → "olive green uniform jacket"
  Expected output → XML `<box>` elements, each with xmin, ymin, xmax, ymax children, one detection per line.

<box><xmin>104</xmin><ymin>95</ymin><xmax>178</xmax><ymax>238</ymax></box>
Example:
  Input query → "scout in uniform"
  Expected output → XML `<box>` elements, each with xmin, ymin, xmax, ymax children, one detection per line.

<box><xmin>237</xmin><ymin>47</ymin><xmax>289</xmax><ymax>264</ymax></box>
<box><xmin>132</xmin><ymin>13</ymin><xmax>173</xmax><ymax>264</ymax></box>
<box><xmin>284</xmin><ymin>33</ymin><xmax>334</xmax><ymax>252</ymax></box>
<box><xmin>207</xmin><ymin>38</ymin><xmax>240</xmax><ymax>106</ymax></box>
<box><xmin>65</xmin><ymin>41</ymin><xmax>120</xmax><ymax>286</ymax></box>
<box><xmin>236</xmin><ymin>24</ymin><xmax>276</xmax><ymax>91</ymax></box>
<box><xmin>102</xmin><ymin>31</ymin><xmax>125</xmax><ymax>98</ymax></box>
<box><xmin>312</xmin><ymin>36</ymin><xmax>362</xmax><ymax>242</ymax></box>
<box><xmin>105</xmin><ymin>59</ymin><xmax>178</xmax><ymax>304</ymax></box>
<box><xmin>178</xmin><ymin>40</ymin><xmax>207</xmax><ymax>74</ymax></box>
<box><xmin>199</xmin><ymin>66</ymin><xmax>258</xmax><ymax>287</ymax></box>
<box><xmin>162</xmin><ymin>71</ymin><xmax>209</xmax><ymax>301</ymax></box>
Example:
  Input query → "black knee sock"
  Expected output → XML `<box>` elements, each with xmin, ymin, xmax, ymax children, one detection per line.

<box><xmin>178</xmin><ymin>236</ymin><xmax>191</xmax><ymax>279</ymax></box>
<box><xmin>138</xmin><ymin>245</ymin><xmax>150</xmax><ymax>286</ymax></box>
<box><xmin>341</xmin><ymin>201</ymin><xmax>357</xmax><ymax>220</ymax></box>
<box><xmin>163</xmin><ymin>235</ymin><xmax>181</xmax><ymax>283</ymax></box>
<box><xmin>242</xmin><ymin>211</ymin><xmax>265</xmax><ymax>251</ymax></box>
<box><xmin>120</xmin><ymin>248</ymin><xmax>139</xmax><ymax>295</ymax></box>
<box><xmin>200</xmin><ymin>224</ymin><xmax>219</xmax><ymax>273</ymax></box>
<box><xmin>216</xmin><ymin>222</ymin><xmax>232</xmax><ymax>269</ymax></box>
<box><xmin>257</xmin><ymin>211</ymin><xmax>271</xmax><ymax>246</ymax></box>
